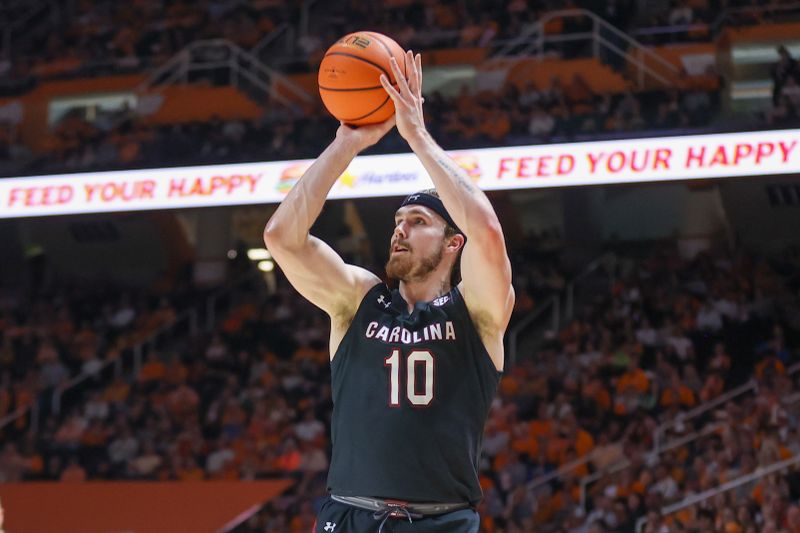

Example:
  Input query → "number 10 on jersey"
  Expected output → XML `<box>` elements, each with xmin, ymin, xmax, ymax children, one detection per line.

<box><xmin>384</xmin><ymin>349</ymin><xmax>435</xmax><ymax>406</ymax></box>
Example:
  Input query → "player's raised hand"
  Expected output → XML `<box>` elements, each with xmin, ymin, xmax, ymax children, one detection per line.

<box><xmin>335</xmin><ymin>115</ymin><xmax>396</xmax><ymax>154</ymax></box>
<box><xmin>380</xmin><ymin>50</ymin><xmax>426</xmax><ymax>145</ymax></box>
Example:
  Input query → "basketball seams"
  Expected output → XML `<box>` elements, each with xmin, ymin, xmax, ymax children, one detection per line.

<box><xmin>322</xmin><ymin>51</ymin><xmax>391</xmax><ymax>81</ymax></box>
<box><xmin>343</xmin><ymin>95</ymin><xmax>391</xmax><ymax>122</ymax></box>
<box><xmin>319</xmin><ymin>90</ymin><xmax>395</xmax><ymax>122</ymax></box>
<box><xmin>363</xmin><ymin>31</ymin><xmax>406</xmax><ymax>78</ymax></box>
<box><xmin>362</xmin><ymin>31</ymin><xmax>394</xmax><ymax>58</ymax></box>
<box><xmin>319</xmin><ymin>85</ymin><xmax>384</xmax><ymax>92</ymax></box>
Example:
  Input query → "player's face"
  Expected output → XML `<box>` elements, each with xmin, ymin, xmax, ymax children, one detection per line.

<box><xmin>386</xmin><ymin>206</ymin><xmax>447</xmax><ymax>282</ymax></box>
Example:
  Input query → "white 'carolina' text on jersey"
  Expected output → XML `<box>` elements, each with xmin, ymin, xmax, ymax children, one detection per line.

<box><xmin>364</xmin><ymin>321</ymin><xmax>457</xmax><ymax>344</ymax></box>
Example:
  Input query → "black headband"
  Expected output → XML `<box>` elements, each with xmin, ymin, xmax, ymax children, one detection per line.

<box><xmin>400</xmin><ymin>192</ymin><xmax>463</xmax><ymax>236</ymax></box>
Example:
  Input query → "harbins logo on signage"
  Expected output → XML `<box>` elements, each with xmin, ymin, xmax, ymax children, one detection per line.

<box><xmin>1</xmin><ymin>129</ymin><xmax>798</xmax><ymax>218</ymax></box>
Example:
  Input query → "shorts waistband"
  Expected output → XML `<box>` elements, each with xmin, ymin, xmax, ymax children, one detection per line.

<box><xmin>331</xmin><ymin>494</ymin><xmax>470</xmax><ymax>517</ymax></box>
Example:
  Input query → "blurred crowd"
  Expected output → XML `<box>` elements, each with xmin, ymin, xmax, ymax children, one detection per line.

<box><xmin>0</xmin><ymin>79</ymin><xmax>721</xmax><ymax>179</ymax></box>
<box><xmin>0</xmin><ymin>241</ymin><xmax>798</xmax><ymax>533</ymax></box>
<box><xmin>6</xmin><ymin>0</ymin><xmax>798</xmax><ymax>86</ymax></box>
<box><xmin>0</xmin><ymin>286</ymin><xmax>183</xmax><ymax>444</ymax></box>
<box><xmin>4</xmin><ymin>0</ymin><xmax>300</xmax><ymax>82</ymax></box>
<box><xmin>2</xmin><ymin>0</ymin><xmax>726</xmax><ymax>84</ymax></box>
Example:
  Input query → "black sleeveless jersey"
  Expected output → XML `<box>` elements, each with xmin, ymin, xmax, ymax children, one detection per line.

<box><xmin>326</xmin><ymin>283</ymin><xmax>501</xmax><ymax>504</ymax></box>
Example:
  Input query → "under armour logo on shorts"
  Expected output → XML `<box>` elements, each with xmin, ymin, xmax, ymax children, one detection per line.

<box><xmin>324</xmin><ymin>522</ymin><xmax>336</xmax><ymax>532</ymax></box>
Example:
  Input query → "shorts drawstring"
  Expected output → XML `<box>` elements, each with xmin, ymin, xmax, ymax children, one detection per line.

<box><xmin>373</xmin><ymin>505</ymin><xmax>414</xmax><ymax>533</ymax></box>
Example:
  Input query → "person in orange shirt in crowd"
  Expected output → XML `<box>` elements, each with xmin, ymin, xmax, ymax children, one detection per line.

<box><xmin>176</xmin><ymin>457</ymin><xmax>205</xmax><ymax>481</ymax></box>
<box><xmin>59</xmin><ymin>456</ymin><xmax>87</xmax><ymax>483</ymax></box>
<box><xmin>275</xmin><ymin>438</ymin><xmax>301</xmax><ymax>474</ymax></box>
<box><xmin>660</xmin><ymin>369</ymin><xmax>696</xmax><ymax>409</ymax></box>
<box><xmin>138</xmin><ymin>351</ymin><xmax>166</xmax><ymax>383</ymax></box>
<box><xmin>617</xmin><ymin>356</ymin><xmax>650</xmax><ymax>396</ymax></box>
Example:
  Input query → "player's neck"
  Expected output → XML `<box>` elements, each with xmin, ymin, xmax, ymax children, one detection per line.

<box><xmin>398</xmin><ymin>276</ymin><xmax>451</xmax><ymax>313</ymax></box>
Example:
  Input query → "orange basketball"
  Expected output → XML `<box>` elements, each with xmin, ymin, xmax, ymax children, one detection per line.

<box><xmin>318</xmin><ymin>31</ymin><xmax>407</xmax><ymax>126</ymax></box>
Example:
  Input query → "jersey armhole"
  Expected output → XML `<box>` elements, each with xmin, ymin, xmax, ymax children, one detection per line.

<box><xmin>330</xmin><ymin>282</ymin><xmax>385</xmax><ymax>369</ymax></box>
<box><xmin>452</xmin><ymin>286</ymin><xmax>504</xmax><ymax>376</ymax></box>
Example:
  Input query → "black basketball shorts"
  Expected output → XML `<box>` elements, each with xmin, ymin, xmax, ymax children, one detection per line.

<box><xmin>314</xmin><ymin>496</ymin><xmax>480</xmax><ymax>533</ymax></box>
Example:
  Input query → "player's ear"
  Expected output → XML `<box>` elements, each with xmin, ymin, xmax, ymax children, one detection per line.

<box><xmin>446</xmin><ymin>233</ymin><xmax>465</xmax><ymax>253</ymax></box>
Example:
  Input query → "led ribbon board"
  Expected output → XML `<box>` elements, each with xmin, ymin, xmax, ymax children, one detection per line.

<box><xmin>1</xmin><ymin>129</ymin><xmax>798</xmax><ymax>218</ymax></box>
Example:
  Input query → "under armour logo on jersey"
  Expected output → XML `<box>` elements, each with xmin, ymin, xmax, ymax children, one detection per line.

<box><xmin>407</xmin><ymin>194</ymin><xmax>420</xmax><ymax>201</ymax></box>
<box><xmin>324</xmin><ymin>522</ymin><xmax>336</xmax><ymax>532</ymax></box>
<box><xmin>377</xmin><ymin>295</ymin><xmax>391</xmax><ymax>309</ymax></box>
<box><xmin>431</xmin><ymin>295</ymin><xmax>450</xmax><ymax>307</ymax></box>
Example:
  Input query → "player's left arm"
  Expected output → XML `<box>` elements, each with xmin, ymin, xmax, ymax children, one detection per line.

<box><xmin>381</xmin><ymin>51</ymin><xmax>514</xmax><ymax>371</ymax></box>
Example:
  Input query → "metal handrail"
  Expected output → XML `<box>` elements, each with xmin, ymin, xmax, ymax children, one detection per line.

<box><xmin>654</xmin><ymin>362</ymin><xmax>800</xmax><ymax>452</ymax></box>
<box><xmin>299</xmin><ymin>0</ymin><xmax>320</xmax><ymax>38</ymax></box>
<box><xmin>491</xmin><ymin>9</ymin><xmax>680</xmax><ymax>89</ymax></box>
<box><xmin>510</xmin><ymin>251</ymin><xmax>618</xmax><ymax>363</ymax></box>
<box><xmin>508</xmin><ymin>294</ymin><xmax>559</xmax><ymax>364</ymax></box>
<box><xmin>541</xmin><ymin>10</ymin><xmax>679</xmax><ymax>73</ymax></box>
<box><xmin>529</xmin><ymin>419</ymin><xmax>727</xmax><ymax>511</ymax></box>
<box><xmin>578</xmin><ymin>362</ymin><xmax>800</xmax><ymax>513</ymax></box>
<box><xmin>0</xmin><ymin>406</ymin><xmax>29</xmax><ymax>429</ymax></box>
<box><xmin>0</xmin><ymin>306</ymin><xmax>199</xmax><ymax>433</ymax></box>
<box><xmin>529</xmin><ymin>449</ymin><xmax>600</xmax><ymax>493</ymax></box>
<box><xmin>711</xmin><ymin>1</ymin><xmax>800</xmax><ymax>32</ymax></box>
<box><xmin>50</xmin><ymin>307</ymin><xmax>198</xmax><ymax>417</ymax></box>
<box><xmin>251</xmin><ymin>23</ymin><xmax>295</xmax><ymax>59</ymax></box>
<box><xmin>136</xmin><ymin>39</ymin><xmax>312</xmax><ymax>106</ymax></box>
<box><xmin>635</xmin><ymin>454</ymin><xmax>800</xmax><ymax>532</ymax></box>
<box><xmin>629</xmin><ymin>23</ymin><xmax>711</xmax><ymax>38</ymax></box>
<box><xmin>565</xmin><ymin>252</ymin><xmax>615</xmax><ymax>320</ymax></box>
<box><xmin>0</xmin><ymin>0</ymin><xmax>50</xmax><ymax>60</ymax></box>
<box><xmin>579</xmin><ymin>420</ymin><xmax>727</xmax><ymax>511</ymax></box>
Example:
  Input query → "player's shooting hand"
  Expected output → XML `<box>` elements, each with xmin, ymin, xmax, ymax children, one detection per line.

<box><xmin>380</xmin><ymin>50</ymin><xmax>427</xmax><ymax>145</ymax></box>
<box><xmin>335</xmin><ymin>115</ymin><xmax>396</xmax><ymax>154</ymax></box>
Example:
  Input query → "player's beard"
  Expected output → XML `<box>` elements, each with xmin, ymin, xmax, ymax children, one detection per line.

<box><xmin>386</xmin><ymin>242</ymin><xmax>444</xmax><ymax>282</ymax></box>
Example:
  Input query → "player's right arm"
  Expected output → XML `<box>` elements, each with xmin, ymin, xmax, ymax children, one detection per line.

<box><xmin>263</xmin><ymin>120</ymin><xmax>393</xmax><ymax>323</ymax></box>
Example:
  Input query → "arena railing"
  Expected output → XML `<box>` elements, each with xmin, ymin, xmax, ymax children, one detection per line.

<box><xmin>509</xmin><ymin>252</ymin><xmax>615</xmax><ymax>364</ymax></box>
<box><xmin>507</xmin><ymin>294</ymin><xmax>560</xmax><ymax>366</ymax></box>
<box><xmin>490</xmin><ymin>9</ymin><xmax>680</xmax><ymax>89</ymax></box>
<box><xmin>711</xmin><ymin>1</ymin><xmax>800</xmax><ymax>32</ymax></box>
<box><xmin>522</xmin><ymin>359</ymin><xmax>800</xmax><ymax>508</ymax></box>
<box><xmin>299</xmin><ymin>0</ymin><xmax>320</xmax><ymax>39</ymax></box>
<box><xmin>0</xmin><ymin>305</ymin><xmax>200</xmax><ymax>434</ymax></box>
<box><xmin>0</xmin><ymin>400</ymin><xmax>39</xmax><ymax>435</ymax></box>
<box><xmin>564</xmin><ymin>252</ymin><xmax>616</xmax><ymax>321</ymax></box>
<box><xmin>45</xmin><ymin>268</ymin><xmax>269</xmax><ymax>422</ymax></box>
<box><xmin>0</xmin><ymin>0</ymin><xmax>51</xmax><ymax>61</ymax></box>
<box><xmin>51</xmin><ymin>306</ymin><xmax>200</xmax><ymax>416</ymax></box>
<box><xmin>634</xmin><ymin>453</ymin><xmax>800</xmax><ymax>532</ymax></box>
<box><xmin>251</xmin><ymin>23</ymin><xmax>296</xmax><ymax>66</ymax></box>
<box><xmin>653</xmin><ymin>361</ymin><xmax>800</xmax><ymax>453</ymax></box>
<box><xmin>576</xmin><ymin>362</ymin><xmax>800</xmax><ymax>513</ymax></box>
<box><xmin>135</xmin><ymin>39</ymin><xmax>313</xmax><ymax>109</ymax></box>
<box><xmin>577</xmin><ymin>420</ymin><xmax>728</xmax><ymax>511</ymax></box>
<box><xmin>628</xmin><ymin>23</ymin><xmax>711</xmax><ymax>41</ymax></box>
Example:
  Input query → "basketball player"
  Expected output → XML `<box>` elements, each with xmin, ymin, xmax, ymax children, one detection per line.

<box><xmin>264</xmin><ymin>50</ymin><xmax>513</xmax><ymax>532</ymax></box>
